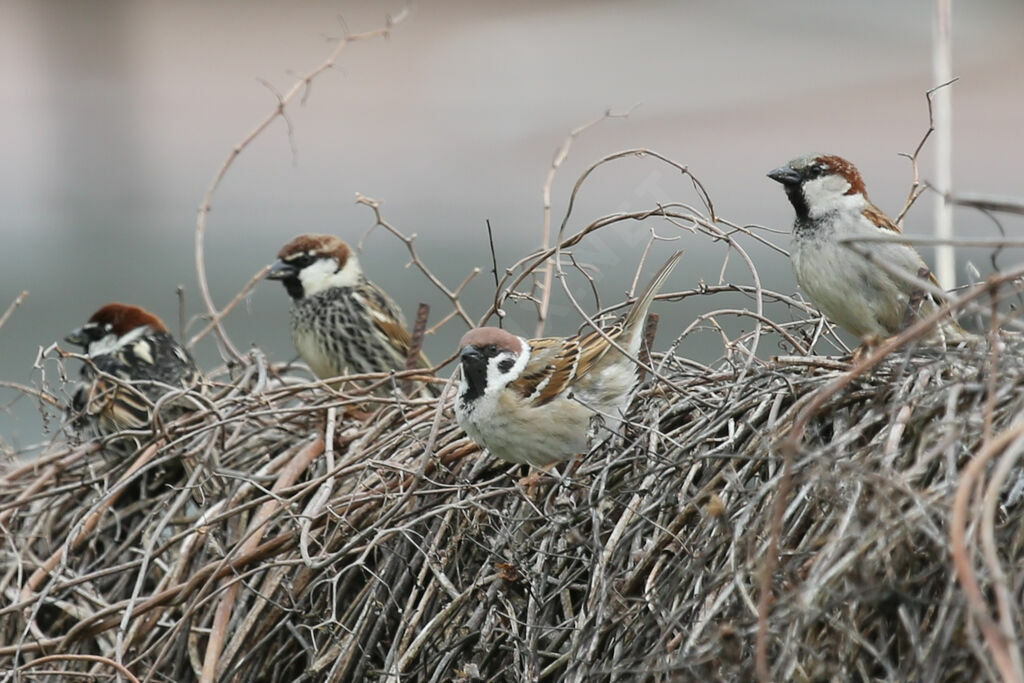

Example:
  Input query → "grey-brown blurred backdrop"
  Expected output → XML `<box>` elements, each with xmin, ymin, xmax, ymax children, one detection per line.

<box><xmin>2</xmin><ymin>0</ymin><xmax>1023</xmax><ymax>451</ymax></box>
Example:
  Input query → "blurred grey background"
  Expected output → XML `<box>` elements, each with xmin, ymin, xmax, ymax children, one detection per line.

<box><xmin>2</xmin><ymin>0</ymin><xmax>1023</xmax><ymax>453</ymax></box>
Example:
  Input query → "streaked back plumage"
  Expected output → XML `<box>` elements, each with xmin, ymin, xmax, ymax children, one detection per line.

<box><xmin>267</xmin><ymin>233</ymin><xmax>434</xmax><ymax>392</ymax></box>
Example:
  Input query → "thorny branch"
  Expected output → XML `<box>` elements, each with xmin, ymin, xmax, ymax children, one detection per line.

<box><xmin>356</xmin><ymin>194</ymin><xmax>478</xmax><ymax>342</ymax></box>
<box><xmin>894</xmin><ymin>78</ymin><xmax>958</xmax><ymax>227</ymax></box>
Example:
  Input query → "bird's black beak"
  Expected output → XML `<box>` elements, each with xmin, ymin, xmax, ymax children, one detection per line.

<box><xmin>266</xmin><ymin>259</ymin><xmax>298</xmax><ymax>280</ymax></box>
<box><xmin>460</xmin><ymin>345</ymin><xmax>485</xmax><ymax>365</ymax></box>
<box><xmin>767</xmin><ymin>166</ymin><xmax>802</xmax><ymax>186</ymax></box>
<box><xmin>64</xmin><ymin>327</ymin><xmax>88</xmax><ymax>348</ymax></box>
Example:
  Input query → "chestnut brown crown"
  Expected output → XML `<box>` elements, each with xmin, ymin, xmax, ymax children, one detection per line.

<box><xmin>87</xmin><ymin>303</ymin><xmax>168</xmax><ymax>336</ymax></box>
<box><xmin>276</xmin><ymin>234</ymin><xmax>352</xmax><ymax>268</ymax></box>
<box><xmin>459</xmin><ymin>327</ymin><xmax>525</xmax><ymax>357</ymax></box>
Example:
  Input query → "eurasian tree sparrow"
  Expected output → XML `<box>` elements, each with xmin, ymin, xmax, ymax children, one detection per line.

<box><xmin>266</xmin><ymin>234</ymin><xmax>432</xmax><ymax>390</ymax></box>
<box><xmin>65</xmin><ymin>303</ymin><xmax>201</xmax><ymax>436</ymax></box>
<box><xmin>768</xmin><ymin>154</ymin><xmax>967</xmax><ymax>343</ymax></box>
<box><xmin>455</xmin><ymin>251</ymin><xmax>682</xmax><ymax>467</ymax></box>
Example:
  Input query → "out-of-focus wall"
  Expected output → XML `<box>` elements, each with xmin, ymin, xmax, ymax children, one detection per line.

<box><xmin>2</xmin><ymin>0</ymin><xmax>1022</xmax><ymax>452</ymax></box>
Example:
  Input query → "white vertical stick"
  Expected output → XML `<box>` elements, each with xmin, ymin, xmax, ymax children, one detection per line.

<box><xmin>933</xmin><ymin>0</ymin><xmax>954</xmax><ymax>288</ymax></box>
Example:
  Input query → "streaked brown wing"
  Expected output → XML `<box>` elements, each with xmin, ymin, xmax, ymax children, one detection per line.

<box><xmin>353</xmin><ymin>282</ymin><xmax>431</xmax><ymax>367</ymax></box>
<box><xmin>373</xmin><ymin>314</ymin><xmax>413</xmax><ymax>355</ymax></box>
<box><xmin>361</xmin><ymin>280</ymin><xmax>409</xmax><ymax>328</ymax></box>
<box><xmin>862</xmin><ymin>203</ymin><xmax>902</xmax><ymax>234</ymax></box>
<box><xmin>105</xmin><ymin>387</ymin><xmax>152</xmax><ymax>429</ymax></box>
<box><xmin>507</xmin><ymin>337</ymin><xmax>570</xmax><ymax>405</ymax></box>
<box><xmin>86</xmin><ymin>377</ymin><xmax>151</xmax><ymax>429</ymax></box>
<box><xmin>511</xmin><ymin>325</ymin><xmax>625</xmax><ymax>407</ymax></box>
<box><xmin>569</xmin><ymin>324</ymin><xmax>625</xmax><ymax>380</ymax></box>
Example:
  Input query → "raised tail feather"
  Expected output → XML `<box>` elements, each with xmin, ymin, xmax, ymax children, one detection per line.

<box><xmin>621</xmin><ymin>250</ymin><xmax>683</xmax><ymax>348</ymax></box>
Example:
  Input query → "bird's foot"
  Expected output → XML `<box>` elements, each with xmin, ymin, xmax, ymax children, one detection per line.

<box><xmin>518</xmin><ymin>464</ymin><xmax>557</xmax><ymax>490</ymax></box>
<box><xmin>852</xmin><ymin>335</ymin><xmax>884</xmax><ymax>362</ymax></box>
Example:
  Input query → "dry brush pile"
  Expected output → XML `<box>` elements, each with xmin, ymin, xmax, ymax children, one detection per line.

<box><xmin>3</xmin><ymin>22</ymin><xmax>1024</xmax><ymax>681</ymax></box>
<box><xmin>2</xmin><ymin>160</ymin><xmax>1024</xmax><ymax>681</ymax></box>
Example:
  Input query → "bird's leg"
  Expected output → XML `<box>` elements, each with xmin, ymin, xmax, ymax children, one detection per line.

<box><xmin>902</xmin><ymin>266</ymin><xmax>932</xmax><ymax>330</ymax></box>
<box><xmin>517</xmin><ymin>452</ymin><xmax>586</xmax><ymax>493</ymax></box>
<box><xmin>518</xmin><ymin>463</ymin><xmax>558</xmax><ymax>489</ymax></box>
<box><xmin>851</xmin><ymin>334</ymin><xmax>884</xmax><ymax>362</ymax></box>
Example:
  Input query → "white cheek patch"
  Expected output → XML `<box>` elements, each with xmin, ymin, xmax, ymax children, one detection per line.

<box><xmin>802</xmin><ymin>175</ymin><xmax>865</xmax><ymax>219</ymax></box>
<box><xmin>486</xmin><ymin>339</ymin><xmax>530</xmax><ymax>391</ymax></box>
<box><xmin>299</xmin><ymin>255</ymin><xmax>363</xmax><ymax>296</ymax></box>
<box><xmin>298</xmin><ymin>259</ymin><xmax>341</xmax><ymax>297</ymax></box>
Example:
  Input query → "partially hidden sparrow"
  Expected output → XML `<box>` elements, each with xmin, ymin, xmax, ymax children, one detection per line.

<box><xmin>64</xmin><ymin>303</ymin><xmax>202</xmax><ymax>437</ymax></box>
<box><xmin>266</xmin><ymin>234</ymin><xmax>433</xmax><ymax>392</ymax></box>
<box><xmin>455</xmin><ymin>251</ymin><xmax>682</xmax><ymax>467</ymax></box>
<box><xmin>768</xmin><ymin>153</ymin><xmax>968</xmax><ymax>344</ymax></box>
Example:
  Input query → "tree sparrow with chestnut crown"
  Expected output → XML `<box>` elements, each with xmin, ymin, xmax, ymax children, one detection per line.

<box><xmin>266</xmin><ymin>233</ymin><xmax>433</xmax><ymax>392</ymax></box>
<box><xmin>455</xmin><ymin>251</ymin><xmax>682</xmax><ymax>467</ymax></box>
<box><xmin>65</xmin><ymin>303</ymin><xmax>202</xmax><ymax>436</ymax></box>
<box><xmin>768</xmin><ymin>153</ymin><xmax>968</xmax><ymax>344</ymax></box>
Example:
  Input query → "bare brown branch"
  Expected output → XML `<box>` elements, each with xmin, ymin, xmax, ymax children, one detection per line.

<box><xmin>193</xmin><ymin>16</ymin><xmax>407</xmax><ymax>362</ymax></box>
<box><xmin>0</xmin><ymin>290</ymin><xmax>28</xmax><ymax>333</ymax></box>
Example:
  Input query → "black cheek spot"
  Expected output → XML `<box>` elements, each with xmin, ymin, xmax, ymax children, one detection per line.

<box><xmin>282</xmin><ymin>277</ymin><xmax>305</xmax><ymax>300</ymax></box>
<box><xmin>497</xmin><ymin>358</ymin><xmax>514</xmax><ymax>374</ymax></box>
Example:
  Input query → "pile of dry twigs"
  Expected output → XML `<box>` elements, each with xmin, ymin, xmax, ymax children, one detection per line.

<box><xmin>2</xmin><ymin>282</ymin><xmax>1024</xmax><ymax>681</ymax></box>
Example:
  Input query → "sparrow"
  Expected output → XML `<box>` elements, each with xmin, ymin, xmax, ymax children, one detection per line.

<box><xmin>455</xmin><ymin>251</ymin><xmax>682</xmax><ymax>467</ymax></box>
<box><xmin>768</xmin><ymin>153</ymin><xmax>968</xmax><ymax>344</ymax></box>
<box><xmin>266</xmin><ymin>234</ymin><xmax>434</xmax><ymax>394</ymax></box>
<box><xmin>64</xmin><ymin>303</ymin><xmax>201</xmax><ymax>436</ymax></box>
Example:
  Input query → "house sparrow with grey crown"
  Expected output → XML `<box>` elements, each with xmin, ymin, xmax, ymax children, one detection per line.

<box><xmin>455</xmin><ymin>251</ymin><xmax>682</xmax><ymax>468</ymax></box>
<box><xmin>768</xmin><ymin>154</ymin><xmax>968</xmax><ymax>344</ymax></box>
<box><xmin>266</xmin><ymin>233</ymin><xmax>434</xmax><ymax>393</ymax></box>
<box><xmin>65</xmin><ymin>303</ymin><xmax>202</xmax><ymax>437</ymax></box>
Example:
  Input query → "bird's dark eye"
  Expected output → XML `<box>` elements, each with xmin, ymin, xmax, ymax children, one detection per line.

<box><xmin>484</xmin><ymin>344</ymin><xmax>498</xmax><ymax>357</ymax></box>
<box><xmin>81</xmin><ymin>324</ymin><xmax>106</xmax><ymax>342</ymax></box>
<box><xmin>287</xmin><ymin>253</ymin><xmax>315</xmax><ymax>269</ymax></box>
<box><xmin>497</xmin><ymin>357</ymin><xmax>514</xmax><ymax>373</ymax></box>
